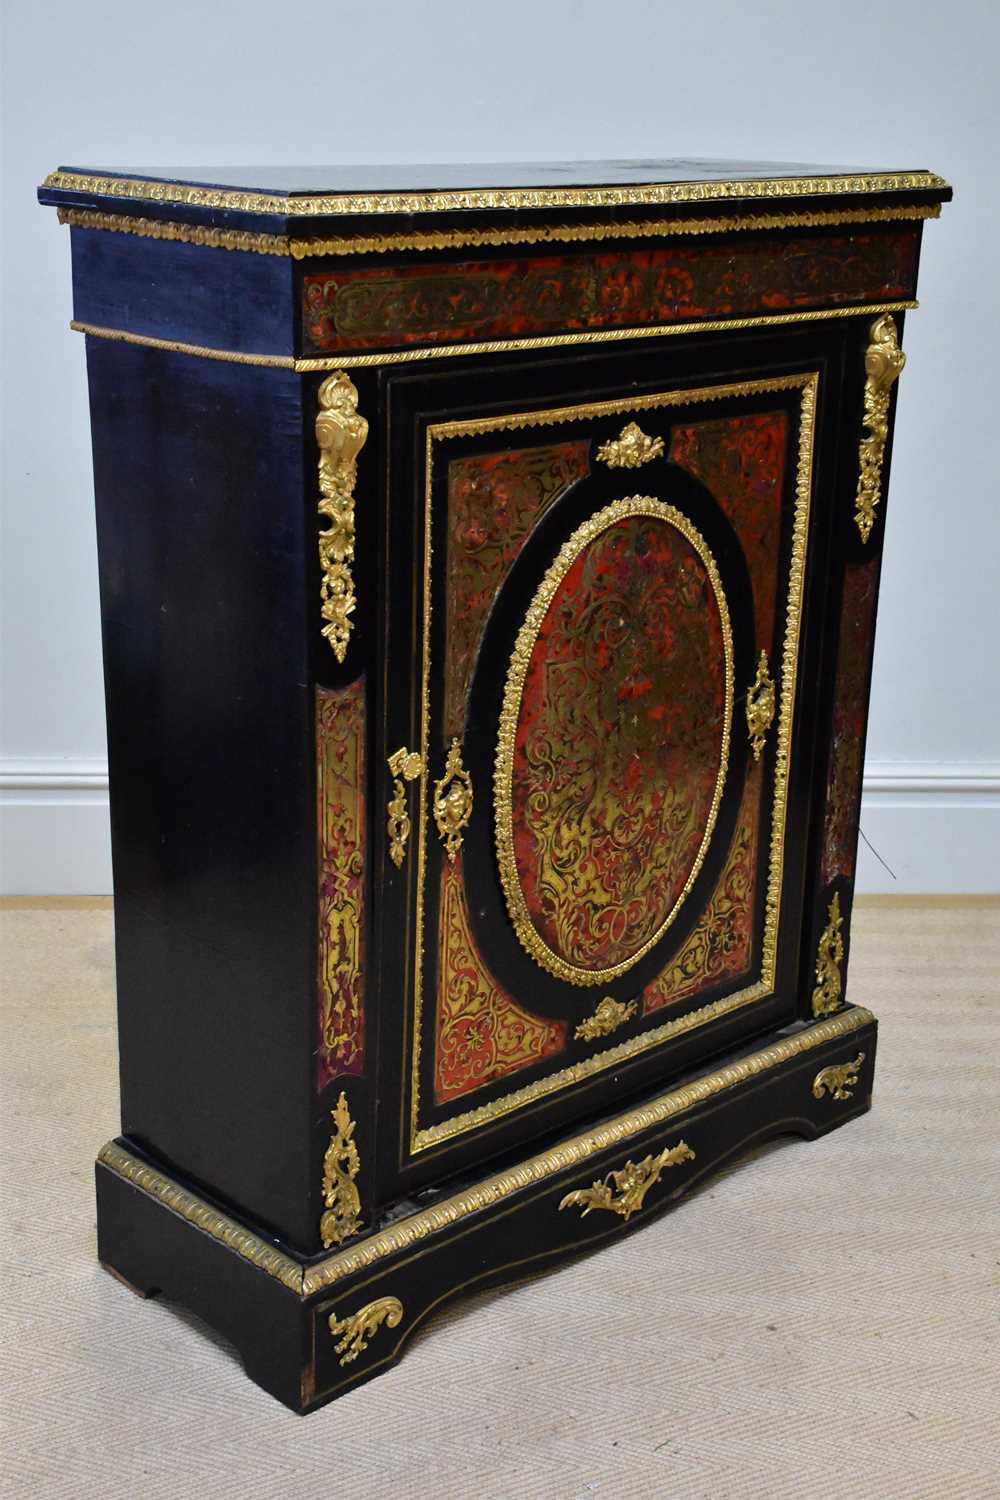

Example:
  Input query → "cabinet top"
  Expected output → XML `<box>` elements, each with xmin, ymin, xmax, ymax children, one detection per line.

<box><xmin>39</xmin><ymin>158</ymin><xmax>950</xmax><ymax>227</ymax></box>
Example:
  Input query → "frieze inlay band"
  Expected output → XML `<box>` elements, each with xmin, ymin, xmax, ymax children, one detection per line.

<box><xmin>812</xmin><ymin>1052</ymin><xmax>866</xmax><ymax>1102</ymax></box>
<box><xmin>386</xmin><ymin>747</ymin><xmax>424</xmax><ymax>867</ymax></box>
<box><xmin>316</xmin><ymin>371</ymin><xmax>367</xmax><ymax>662</ymax></box>
<box><xmin>746</xmin><ymin>650</ymin><xmax>776</xmax><ymax>761</ymax></box>
<box><xmin>558</xmin><ymin>1141</ymin><xmax>696</xmax><ymax>1221</ymax></box>
<box><xmin>319</xmin><ymin>1092</ymin><xmax>363</xmax><ymax>1249</ymax></box>
<box><xmin>92</xmin><ymin>1006</ymin><xmax>875</xmax><ymax>1298</ymax></box>
<box><xmin>812</xmin><ymin>892</ymin><xmax>845</xmax><ymax>1017</ymax></box>
<box><xmin>574</xmin><ymin>997</ymin><xmax>638</xmax><ymax>1042</ymax></box>
<box><xmin>433</xmin><ymin>738</ymin><xmax>474</xmax><ymax>862</ymax></box>
<box><xmin>596</xmin><ymin>421</ymin><xmax>665</xmax><ymax>469</ymax></box>
<box><xmin>494</xmin><ymin>495</ymin><xmax>734</xmax><ymax>987</ymax></box>
<box><xmin>328</xmin><ymin>1296</ymin><xmax>404</xmax><ymax>1365</ymax></box>
<box><xmin>854</xmin><ymin>315</ymin><xmax>905</xmax><ymax>542</ymax></box>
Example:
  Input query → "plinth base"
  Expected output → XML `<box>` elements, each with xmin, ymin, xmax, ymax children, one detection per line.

<box><xmin>96</xmin><ymin>1006</ymin><xmax>876</xmax><ymax>1413</ymax></box>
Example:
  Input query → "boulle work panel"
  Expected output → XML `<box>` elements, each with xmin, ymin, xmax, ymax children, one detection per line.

<box><xmin>38</xmin><ymin>159</ymin><xmax>950</xmax><ymax>1413</ymax></box>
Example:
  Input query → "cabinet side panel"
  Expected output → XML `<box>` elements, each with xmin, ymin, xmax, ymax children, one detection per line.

<box><xmin>84</xmin><ymin>339</ymin><xmax>316</xmax><ymax>1250</ymax></box>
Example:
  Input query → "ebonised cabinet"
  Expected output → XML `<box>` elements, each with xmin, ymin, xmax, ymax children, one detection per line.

<box><xmin>39</xmin><ymin>159</ymin><xmax>950</xmax><ymax>1411</ymax></box>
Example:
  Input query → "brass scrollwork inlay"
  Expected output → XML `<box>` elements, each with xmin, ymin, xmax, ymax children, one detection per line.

<box><xmin>596</xmin><ymin>421</ymin><xmax>665</xmax><ymax>469</ymax></box>
<box><xmin>433</xmin><ymin>738</ymin><xmax>473</xmax><ymax>862</ymax></box>
<box><xmin>812</xmin><ymin>1051</ymin><xmax>866</xmax><ymax>1101</ymax></box>
<box><xmin>811</xmin><ymin>892</ymin><xmax>845</xmax><ymax>1017</ymax></box>
<box><xmin>745</xmin><ymin>650</ymin><xmax>776</xmax><ymax>761</ymax></box>
<box><xmin>319</xmin><ymin>1091</ymin><xmax>363</xmax><ymax>1249</ymax></box>
<box><xmin>559</xmin><ymin>1141</ymin><xmax>696</xmax><ymax>1221</ymax></box>
<box><xmin>328</xmin><ymin>1295</ymin><xmax>403</xmax><ymax>1365</ymax></box>
<box><xmin>316</xmin><ymin>371</ymin><xmax>368</xmax><ymax>662</ymax></box>
<box><xmin>574</xmin><ymin>996</ymin><xmax>638</xmax><ymax>1042</ymax></box>
<box><xmin>854</xmin><ymin>315</ymin><xmax>905</xmax><ymax>543</ymax></box>
<box><xmin>387</xmin><ymin>747</ymin><xmax>423</xmax><ymax>867</ymax></box>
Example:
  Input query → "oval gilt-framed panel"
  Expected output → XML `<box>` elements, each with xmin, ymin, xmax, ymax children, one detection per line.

<box><xmin>494</xmin><ymin>496</ymin><xmax>733</xmax><ymax>986</ymax></box>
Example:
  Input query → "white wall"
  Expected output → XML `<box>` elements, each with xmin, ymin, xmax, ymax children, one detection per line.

<box><xmin>2</xmin><ymin>0</ymin><xmax>998</xmax><ymax>894</ymax></box>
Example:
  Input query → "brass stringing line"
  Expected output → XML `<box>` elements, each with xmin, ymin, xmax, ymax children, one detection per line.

<box><xmin>68</xmin><ymin>321</ymin><xmax>296</xmax><ymax>369</ymax></box>
<box><xmin>42</xmin><ymin>168</ymin><xmax>948</xmax><ymax>216</ymax></box>
<box><xmin>410</xmin><ymin>373</ymin><xmax>817</xmax><ymax>1152</ymax></box>
<box><xmin>56</xmin><ymin>203</ymin><xmax>940</xmax><ymax>258</ymax></box>
<box><xmin>95</xmin><ymin>1005</ymin><xmax>875</xmax><ymax>1299</ymax></box>
<box><xmin>68</xmin><ymin>302</ymin><xmax>918</xmax><ymax>372</ymax></box>
<box><xmin>493</xmin><ymin>496</ymin><xmax>735</xmax><ymax>986</ymax></box>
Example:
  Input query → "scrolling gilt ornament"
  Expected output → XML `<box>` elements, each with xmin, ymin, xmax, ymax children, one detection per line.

<box><xmin>854</xmin><ymin>315</ymin><xmax>905</xmax><ymax>543</ymax></box>
<box><xmin>812</xmin><ymin>892</ymin><xmax>845</xmax><ymax>1017</ymax></box>
<box><xmin>433</xmin><ymin>739</ymin><xmax>474</xmax><ymax>861</ymax></box>
<box><xmin>574</xmin><ymin>996</ymin><xmax>638</xmax><ymax>1042</ymax></box>
<box><xmin>328</xmin><ymin>1296</ymin><xmax>404</xmax><ymax>1366</ymax></box>
<box><xmin>316</xmin><ymin>372</ymin><xmax>368</xmax><ymax>662</ymax></box>
<box><xmin>596</xmin><ymin>421</ymin><xmax>665</xmax><ymax>469</ymax></box>
<box><xmin>813</xmin><ymin>1052</ymin><xmax>866</xmax><ymax>1102</ymax></box>
<box><xmin>559</xmin><ymin>1141</ymin><xmax>696</xmax><ymax>1221</ymax></box>
<box><xmin>745</xmin><ymin>651</ymin><xmax>776</xmax><ymax>761</ymax></box>
<box><xmin>319</xmin><ymin>1092</ymin><xmax>363</xmax><ymax>1249</ymax></box>
<box><xmin>386</xmin><ymin>747</ymin><xmax>424</xmax><ymax>867</ymax></box>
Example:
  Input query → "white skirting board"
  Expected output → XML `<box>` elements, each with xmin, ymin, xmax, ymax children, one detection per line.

<box><xmin>1</xmin><ymin>759</ymin><xmax>998</xmax><ymax>897</ymax></box>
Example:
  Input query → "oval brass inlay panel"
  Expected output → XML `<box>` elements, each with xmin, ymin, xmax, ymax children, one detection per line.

<box><xmin>494</xmin><ymin>496</ymin><xmax>733</xmax><ymax>986</ymax></box>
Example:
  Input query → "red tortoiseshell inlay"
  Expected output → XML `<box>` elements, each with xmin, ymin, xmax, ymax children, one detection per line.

<box><xmin>445</xmin><ymin>441</ymin><xmax>590</xmax><ymax>738</ymax></box>
<box><xmin>822</xmin><ymin>560</ymin><xmax>879</xmax><ymax>885</ymax></box>
<box><xmin>511</xmin><ymin>515</ymin><xmax>728</xmax><ymax>976</ymax></box>
<box><xmin>643</xmin><ymin>762</ymin><xmax>763</xmax><ymax>1013</ymax></box>
<box><xmin>302</xmin><ymin>227</ymin><xmax>920</xmax><ymax>353</ymax></box>
<box><xmin>316</xmin><ymin>681</ymin><xmax>365</xmax><ymax>1090</ymax></box>
<box><xmin>670</xmin><ymin>410</ymin><xmax>788</xmax><ymax>652</ymax></box>
<box><xmin>435</xmin><ymin>856</ymin><xmax>565</xmax><ymax>1103</ymax></box>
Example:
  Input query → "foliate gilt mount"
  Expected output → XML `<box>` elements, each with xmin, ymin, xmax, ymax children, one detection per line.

<box><xmin>386</xmin><ymin>747</ymin><xmax>423</xmax><ymax>868</ymax></box>
<box><xmin>813</xmin><ymin>1052</ymin><xmax>866</xmax><ymax>1102</ymax></box>
<box><xmin>811</xmin><ymin>892</ymin><xmax>845</xmax><ymax>1017</ymax></box>
<box><xmin>319</xmin><ymin>1091</ymin><xmax>363</xmax><ymax>1249</ymax></box>
<box><xmin>316</xmin><ymin>371</ymin><xmax>368</xmax><ymax>662</ymax></box>
<box><xmin>596</xmin><ymin>421</ymin><xmax>665</xmax><ymax>469</ymax></box>
<box><xmin>854</xmin><ymin>315</ymin><xmax>905</xmax><ymax>543</ymax></box>
<box><xmin>745</xmin><ymin>651</ymin><xmax>776</xmax><ymax>761</ymax></box>
<box><xmin>328</xmin><ymin>1296</ymin><xmax>404</xmax><ymax>1367</ymax></box>
<box><xmin>574</xmin><ymin>996</ymin><xmax>638</xmax><ymax>1042</ymax></box>
<box><xmin>433</xmin><ymin>738</ymin><xmax>473</xmax><ymax>862</ymax></box>
<box><xmin>559</xmin><ymin>1141</ymin><xmax>695</xmax><ymax>1221</ymax></box>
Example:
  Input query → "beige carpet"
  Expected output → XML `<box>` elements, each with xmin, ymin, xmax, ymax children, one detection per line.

<box><xmin>1</xmin><ymin>899</ymin><xmax>998</xmax><ymax>1500</ymax></box>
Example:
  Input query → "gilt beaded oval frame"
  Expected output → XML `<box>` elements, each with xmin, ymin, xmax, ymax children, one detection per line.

<box><xmin>493</xmin><ymin>495</ymin><xmax>734</xmax><ymax>987</ymax></box>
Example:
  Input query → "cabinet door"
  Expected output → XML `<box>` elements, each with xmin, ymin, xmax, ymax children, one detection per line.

<box><xmin>376</xmin><ymin>332</ymin><xmax>840</xmax><ymax>1197</ymax></box>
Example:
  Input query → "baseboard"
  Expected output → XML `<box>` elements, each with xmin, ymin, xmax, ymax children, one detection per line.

<box><xmin>2</xmin><ymin>759</ymin><xmax>998</xmax><ymax>896</ymax></box>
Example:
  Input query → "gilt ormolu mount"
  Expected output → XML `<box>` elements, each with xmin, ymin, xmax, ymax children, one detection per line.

<box><xmin>39</xmin><ymin>159</ymin><xmax>950</xmax><ymax>1411</ymax></box>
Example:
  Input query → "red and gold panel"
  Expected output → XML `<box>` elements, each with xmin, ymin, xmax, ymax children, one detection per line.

<box><xmin>316</xmin><ymin>681</ymin><xmax>365</xmax><ymax>1090</ymax></box>
<box><xmin>435</xmin><ymin>856</ymin><xmax>565</xmax><ymax>1104</ymax></box>
<box><xmin>302</xmin><ymin>227</ymin><xmax>919</xmax><ymax>353</ymax></box>
<box><xmin>643</xmin><ymin>763</ymin><xmax>763</xmax><ymax>1013</ymax></box>
<box><xmin>445</xmin><ymin>441</ymin><xmax>589</xmax><ymax>737</ymax></box>
<box><xmin>670</xmin><ymin>410</ymin><xmax>788</xmax><ymax>650</ymax></box>
<box><xmin>822</xmin><ymin>560</ymin><xmax>879</xmax><ymax>884</ymax></box>
<box><xmin>497</xmin><ymin>501</ymin><xmax>732</xmax><ymax>985</ymax></box>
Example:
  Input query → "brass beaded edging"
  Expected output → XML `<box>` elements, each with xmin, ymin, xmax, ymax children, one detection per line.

<box><xmin>96</xmin><ymin>1140</ymin><xmax>304</xmax><ymax>1292</ymax></box>
<box><xmin>410</xmin><ymin>372</ymin><xmax>817</xmax><ymax>1152</ymax></box>
<box><xmin>42</xmin><ymin>167</ymin><xmax>948</xmax><ymax>217</ymax></box>
<box><xmin>96</xmin><ymin>1006</ymin><xmax>874</xmax><ymax>1298</ymax></box>
<box><xmin>53</xmin><ymin>202</ymin><xmax>939</xmax><ymax>257</ymax></box>
<box><xmin>493</xmin><ymin>496</ymin><xmax>734</xmax><ymax>986</ymax></box>
<box><xmin>69</xmin><ymin>302</ymin><xmax>918</xmax><ymax>372</ymax></box>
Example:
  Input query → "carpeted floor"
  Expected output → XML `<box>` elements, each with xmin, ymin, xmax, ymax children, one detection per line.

<box><xmin>1</xmin><ymin>898</ymin><xmax>998</xmax><ymax>1500</ymax></box>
